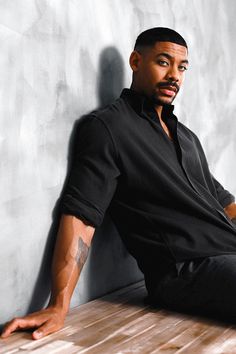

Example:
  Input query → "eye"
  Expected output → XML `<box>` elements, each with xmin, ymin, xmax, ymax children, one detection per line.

<box><xmin>158</xmin><ymin>60</ymin><xmax>169</xmax><ymax>67</ymax></box>
<box><xmin>179</xmin><ymin>65</ymin><xmax>188</xmax><ymax>72</ymax></box>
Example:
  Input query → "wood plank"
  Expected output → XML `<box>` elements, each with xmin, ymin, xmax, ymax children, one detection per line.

<box><xmin>177</xmin><ymin>326</ymin><xmax>236</xmax><ymax>354</ymax></box>
<box><xmin>0</xmin><ymin>282</ymin><xmax>147</xmax><ymax>353</ymax></box>
<box><xmin>150</xmin><ymin>319</ymin><xmax>235</xmax><ymax>354</ymax></box>
<box><xmin>81</xmin><ymin>312</ymin><xmax>188</xmax><ymax>353</ymax></box>
<box><xmin>1</xmin><ymin>281</ymin><xmax>236</xmax><ymax>354</ymax></box>
<box><xmin>151</xmin><ymin>322</ymin><xmax>215</xmax><ymax>353</ymax></box>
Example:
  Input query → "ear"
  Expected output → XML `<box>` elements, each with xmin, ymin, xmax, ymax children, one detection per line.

<box><xmin>129</xmin><ymin>50</ymin><xmax>142</xmax><ymax>72</ymax></box>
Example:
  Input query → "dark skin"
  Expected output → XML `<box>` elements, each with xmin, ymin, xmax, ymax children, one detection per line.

<box><xmin>224</xmin><ymin>202</ymin><xmax>236</xmax><ymax>223</ymax></box>
<box><xmin>129</xmin><ymin>41</ymin><xmax>189</xmax><ymax>139</ymax></box>
<box><xmin>1</xmin><ymin>215</ymin><xmax>95</xmax><ymax>339</ymax></box>
<box><xmin>1</xmin><ymin>41</ymin><xmax>236</xmax><ymax>340</ymax></box>
<box><xmin>129</xmin><ymin>41</ymin><xmax>236</xmax><ymax>219</ymax></box>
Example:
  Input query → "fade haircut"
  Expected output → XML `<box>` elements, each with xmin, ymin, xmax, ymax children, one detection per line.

<box><xmin>134</xmin><ymin>27</ymin><xmax>188</xmax><ymax>51</ymax></box>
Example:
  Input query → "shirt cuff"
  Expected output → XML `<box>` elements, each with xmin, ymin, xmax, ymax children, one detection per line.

<box><xmin>60</xmin><ymin>194</ymin><xmax>104</xmax><ymax>227</ymax></box>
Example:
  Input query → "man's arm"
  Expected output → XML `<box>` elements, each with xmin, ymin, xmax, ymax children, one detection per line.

<box><xmin>224</xmin><ymin>202</ymin><xmax>236</xmax><ymax>224</ymax></box>
<box><xmin>1</xmin><ymin>214</ymin><xmax>95</xmax><ymax>340</ymax></box>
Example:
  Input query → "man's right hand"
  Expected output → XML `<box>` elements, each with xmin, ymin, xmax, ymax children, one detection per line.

<box><xmin>1</xmin><ymin>306</ymin><xmax>66</xmax><ymax>340</ymax></box>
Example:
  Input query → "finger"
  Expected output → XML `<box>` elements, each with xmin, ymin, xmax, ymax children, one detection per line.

<box><xmin>1</xmin><ymin>321</ymin><xmax>11</xmax><ymax>338</ymax></box>
<box><xmin>32</xmin><ymin>321</ymin><xmax>61</xmax><ymax>340</ymax></box>
<box><xmin>1</xmin><ymin>318</ymin><xmax>24</xmax><ymax>338</ymax></box>
<box><xmin>1</xmin><ymin>316</ymin><xmax>46</xmax><ymax>338</ymax></box>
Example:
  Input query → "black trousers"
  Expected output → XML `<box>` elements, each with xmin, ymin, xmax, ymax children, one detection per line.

<box><xmin>148</xmin><ymin>254</ymin><xmax>236</xmax><ymax>321</ymax></box>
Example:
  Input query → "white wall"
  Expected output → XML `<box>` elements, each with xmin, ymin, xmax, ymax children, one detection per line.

<box><xmin>0</xmin><ymin>0</ymin><xmax>235</xmax><ymax>324</ymax></box>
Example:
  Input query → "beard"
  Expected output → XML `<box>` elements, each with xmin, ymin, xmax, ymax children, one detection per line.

<box><xmin>149</xmin><ymin>92</ymin><xmax>176</xmax><ymax>106</ymax></box>
<box><xmin>149</xmin><ymin>81</ymin><xmax>179</xmax><ymax>106</ymax></box>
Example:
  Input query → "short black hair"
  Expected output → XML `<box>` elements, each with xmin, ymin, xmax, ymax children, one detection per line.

<box><xmin>134</xmin><ymin>27</ymin><xmax>187</xmax><ymax>50</ymax></box>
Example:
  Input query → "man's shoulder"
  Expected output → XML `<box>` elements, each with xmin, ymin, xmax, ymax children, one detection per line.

<box><xmin>89</xmin><ymin>95</ymin><xmax>133</xmax><ymax>129</ymax></box>
<box><xmin>75</xmin><ymin>96</ymin><xmax>131</xmax><ymax>142</ymax></box>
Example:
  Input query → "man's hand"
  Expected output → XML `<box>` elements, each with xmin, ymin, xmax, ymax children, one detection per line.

<box><xmin>1</xmin><ymin>306</ymin><xmax>66</xmax><ymax>340</ymax></box>
<box><xmin>1</xmin><ymin>214</ymin><xmax>95</xmax><ymax>341</ymax></box>
<box><xmin>224</xmin><ymin>202</ymin><xmax>236</xmax><ymax>222</ymax></box>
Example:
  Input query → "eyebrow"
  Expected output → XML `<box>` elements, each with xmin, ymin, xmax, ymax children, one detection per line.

<box><xmin>156</xmin><ymin>52</ymin><xmax>189</xmax><ymax>64</ymax></box>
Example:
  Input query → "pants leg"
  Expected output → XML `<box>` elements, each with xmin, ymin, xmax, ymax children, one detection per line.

<box><xmin>149</xmin><ymin>254</ymin><xmax>236</xmax><ymax>321</ymax></box>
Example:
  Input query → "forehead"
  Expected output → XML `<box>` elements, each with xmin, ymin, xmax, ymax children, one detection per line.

<box><xmin>148</xmin><ymin>41</ymin><xmax>188</xmax><ymax>60</ymax></box>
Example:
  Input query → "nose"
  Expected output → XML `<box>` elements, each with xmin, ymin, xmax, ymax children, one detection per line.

<box><xmin>166</xmin><ymin>65</ymin><xmax>180</xmax><ymax>82</ymax></box>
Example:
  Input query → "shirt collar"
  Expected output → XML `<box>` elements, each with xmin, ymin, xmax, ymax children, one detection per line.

<box><xmin>120</xmin><ymin>88</ymin><xmax>175</xmax><ymax>120</ymax></box>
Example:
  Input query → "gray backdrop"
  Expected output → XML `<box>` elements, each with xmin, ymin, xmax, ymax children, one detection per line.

<box><xmin>0</xmin><ymin>0</ymin><xmax>235</xmax><ymax>324</ymax></box>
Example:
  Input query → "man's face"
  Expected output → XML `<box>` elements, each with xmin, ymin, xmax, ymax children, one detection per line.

<box><xmin>130</xmin><ymin>41</ymin><xmax>188</xmax><ymax>105</ymax></box>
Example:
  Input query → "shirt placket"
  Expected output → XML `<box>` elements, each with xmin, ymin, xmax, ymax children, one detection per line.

<box><xmin>172</xmin><ymin>117</ymin><xmax>235</xmax><ymax>228</ymax></box>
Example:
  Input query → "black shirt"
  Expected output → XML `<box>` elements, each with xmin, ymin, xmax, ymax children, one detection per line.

<box><xmin>61</xmin><ymin>88</ymin><xmax>236</xmax><ymax>280</ymax></box>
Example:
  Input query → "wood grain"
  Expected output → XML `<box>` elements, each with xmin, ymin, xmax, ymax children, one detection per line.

<box><xmin>1</xmin><ymin>281</ymin><xmax>236</xmax><ymax>353</ymax></box>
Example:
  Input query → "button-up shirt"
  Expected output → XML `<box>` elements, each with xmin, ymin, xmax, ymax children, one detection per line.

<box><xmin>61</xmin><ymin>88</ymin><xmax>236</xmax><ymax>280</ymax></box>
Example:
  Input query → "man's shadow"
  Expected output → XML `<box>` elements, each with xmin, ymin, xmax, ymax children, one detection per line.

<box><xmin>22</xmin><ymin>46</ymin><xmax>141</xmax><ymax>316</ymax></box>
<box><xmin>97</xmin><ymin>46</ymin><xmax>124</xmax><ymax>107</ymax></box>
<box><xmin>85</xmin><ymin>48</ymin><xmax>143</xmax><ymax>300</ymax></box>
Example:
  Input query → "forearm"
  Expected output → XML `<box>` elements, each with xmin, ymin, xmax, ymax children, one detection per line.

<box><xmin>48</xmin><ymin>214</ymin><xmax>95</xmax><ymax>314</ymax></box>
<box><xmin>224</xmin><ymin>202</ymin><xmax>236</xmax><ymax>223</ymax></box>
<box><xmin>1</xmin><ymin>214</ymin><xmax>95</xmax><ymax>340</ymax></box>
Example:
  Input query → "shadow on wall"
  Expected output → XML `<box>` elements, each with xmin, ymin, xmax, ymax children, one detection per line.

<box><xmin>97</xmin><ymin>46</ymin><xmax>124</xmax><ymax>107</ymax></box>
<box><xmin>25</xmin><ymin>46</ymin><xmax>142</xmax><ymax>315</ymax></box>
<box><xmin>86</xmin><ymin>47</ymin><xmax>142</xmax><ymax>300</ymax></box>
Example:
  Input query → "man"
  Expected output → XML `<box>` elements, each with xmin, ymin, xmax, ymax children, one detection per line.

<box><xmin>2</xmin><ymin>27</ymin><xmax>236</xmax><ymax>340</ymax></box>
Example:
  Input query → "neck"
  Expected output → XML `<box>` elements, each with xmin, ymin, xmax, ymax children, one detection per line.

<box><xmin>155</xmin><ymin>105</ymin><xmax>163</xmax><ymax>119</ymax></box>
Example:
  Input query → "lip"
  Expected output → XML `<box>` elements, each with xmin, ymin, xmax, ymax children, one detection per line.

<box><xmin>159</xmin><ymin>87</ymin><xmax>176</xmax><ymax>97</ymax></box>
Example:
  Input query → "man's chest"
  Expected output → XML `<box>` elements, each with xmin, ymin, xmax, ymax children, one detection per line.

<box><xmin>110</xmin><ymin>114</ymin><xmax>215</xmax><ymax>205</ymax></box>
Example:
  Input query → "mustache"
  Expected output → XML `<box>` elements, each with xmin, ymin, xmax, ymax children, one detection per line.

<box><xmin>157</xmin><ymin>81</ymin><xmax>180</xmax><ymax>92</ymax></box>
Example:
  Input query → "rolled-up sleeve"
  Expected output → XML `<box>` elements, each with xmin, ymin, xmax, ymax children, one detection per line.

<box><xmin>60</xmin><ymin>115</ymin><xmax>120</xmax><ymax>227</ymax></box>
<box><xmin>211</xmin><ymin>174</ymin><xmax>235</xmax><ymax>208</ymax></box>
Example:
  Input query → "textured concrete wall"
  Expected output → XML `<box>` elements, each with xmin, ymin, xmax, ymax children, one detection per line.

<box><xmin>0</xmin><ymin>0</ymin><xmax>235</xmax><ymax>324</ymax></box>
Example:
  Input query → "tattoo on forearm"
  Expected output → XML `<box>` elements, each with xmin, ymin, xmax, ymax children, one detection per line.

<box><xmin>76</xmin><ymin>237</ymin><xmax>89</xmax><ymax>270</ymax></box>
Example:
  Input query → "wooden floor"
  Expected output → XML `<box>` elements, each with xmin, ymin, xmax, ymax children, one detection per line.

<box><xmin>1</xmin><ymin>281</ymin><xmax>236</xmax><ymax>353</ymax></box>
